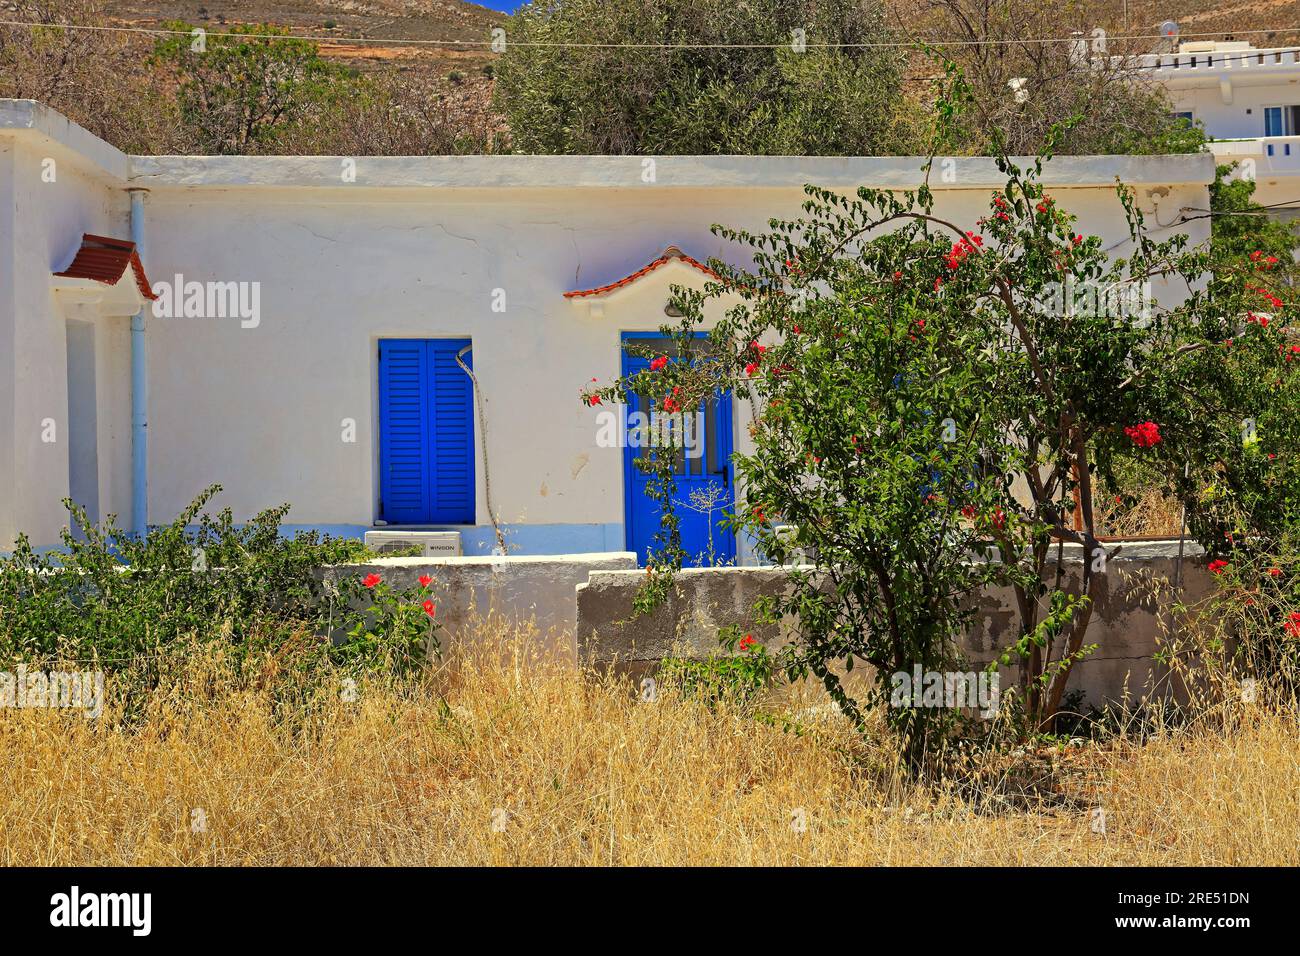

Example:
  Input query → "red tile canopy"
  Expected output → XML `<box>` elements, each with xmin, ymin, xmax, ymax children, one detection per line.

<box><xmin>54</xmin><ymin>233</ymin><xmax>158</xmax><ymax>300</ymax></box>
<box><xmin>563</xmin><ymin>245</ymin><xmax>719</xmax><ymax>299</ymax></box>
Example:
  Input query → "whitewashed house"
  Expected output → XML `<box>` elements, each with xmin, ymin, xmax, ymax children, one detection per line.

<box><xmin>1135</xmin><ymin>38</ymin><xmax>1300</xmax><ymax>220</ymax></box>
<box><xmin>0</xmin><ymin>100</ymin><xmax>1214</xmax><ymax>565</ymax></box>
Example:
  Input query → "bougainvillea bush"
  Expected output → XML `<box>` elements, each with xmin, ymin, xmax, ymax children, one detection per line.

<box><xmin>584</xmin><ymin>77</ymin><xmax>1300</xmax><ymax>767</ymax></box>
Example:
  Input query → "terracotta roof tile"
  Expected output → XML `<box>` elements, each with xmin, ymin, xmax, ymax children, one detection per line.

<box><xmin>54</xmin><ymin>233</ymin><xmax>158</xmax><ymax>300</ymax></box>
<box><xmin>564</xmin><ymin>245</ymin><xmax>719</xmax><ymax>299</ymax></box>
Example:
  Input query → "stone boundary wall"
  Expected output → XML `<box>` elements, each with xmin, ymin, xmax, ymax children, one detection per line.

<box><xmin>575</xmin><ymin>542</ymin><xmax>1212</xmax><ymax>709</ymax></box>
<box><xmin>325</xmin><ymin>552</ymin><xmax>637</xmax><ymax>657</ymax></box>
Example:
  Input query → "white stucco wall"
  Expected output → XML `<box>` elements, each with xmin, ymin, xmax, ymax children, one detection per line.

<box><xmin>0</xmin><ymin>101</ymin><xmax>1216</xmax><ymax>561</ymax></box>
<box><xmin>0</xmin><ymin>103</ymin><xmax>133</xmax><ymax>550</ymax></box>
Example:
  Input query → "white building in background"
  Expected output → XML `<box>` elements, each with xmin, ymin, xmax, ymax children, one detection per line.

<box><xmin>1138</xmin><ymin>38</ymin><xmax>1300</xmax><ymax>219</ymax></box>
<box><xmin>1</xmin><ymin>100</ymin><xmax>1213</xmax><ymax>565</ymax></box>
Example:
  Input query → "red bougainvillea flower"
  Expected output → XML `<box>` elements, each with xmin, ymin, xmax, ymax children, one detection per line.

<box><xmin>1208</xmin><ymin>559</ymin><xmax>1229</xmax><ymax>575</ymax></box>
<box><xmin>650</xmin><ymin>355</ymin><xmax>668</xmax><ymax>372</ymax></box>
<box><xmin>792</xmin><ymin>324</ymin><xmax>801</xmax><ymax>334</ymax></box>
<box><xmin>418</xmin><ymin>574</ymin><xmax>433</xmax><ymax>588</ymax></box>
<box><xmin>960</xmin><ymin>505</ymin><xmax>977</xmax><ymax>519</ymax></box>
<box><xmin>944</xmin><ymin>234</ymin><xmax>983</xmax><ymax>271</ymax></box>
<box><xmin>1124</xmin><ymin>422</ymin><xmax>1162</xmax><ymax>448</ymax></box>
<box><xmin>991</xmin><ymin>508</ymin><xmax>1006</xmax><ymax>530</ymax></box>
<box><xmin>1268</xmin><ymin>568</ymin><xmax>1283</xmax><ymax>577</ymax></box>
<box><xmin>892</xmin><ymin>270</ymin><xmax>903</xmax><ymax>283</ymax></box>
<box><xmin>744</xmin><ymin>362</ymin><xmax>760</xmax><ymax>376</ymax></box>
<box><xmin>422</xmin><ymin>599</ymin><xmax>437</xmax><ymax>619</ymax></box>
<box><xmin>1249</xmin><ymin>286</ymin><xmax>1284</xmax><ymax>310</ymax></box>
<box><xmin>662</xmin><ymin>385</ymin><xmax>683</xmax><ymax>414</ymax></box>
<box><xmin>752</xmin><ymin>506</ymin><xmax>766</xmax><ymax>524</ymax></box>
<box><xmin>739</xmin><ymin>634</ymin><xmax>756</xmax><ymax>652</ymax></box>
<box><xmin>1285</xmin><ymin>612</ymin><xmax>1300</xmax><ymax>637</ymax></box>
<box><xmin>586</xmin><ymin>393</ymin><xmax>602</xmax><ymax>407</ymax></box>
<box><xmin>362</xmin><ymin>573</ymin><xmax>381</xmax><ymax>589</ymax></box>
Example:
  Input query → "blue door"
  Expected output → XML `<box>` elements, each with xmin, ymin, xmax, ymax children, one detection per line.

<box><xmin>623</xmin><ymin>334</ymin><xmax>736</xmax><ymax>566</ymax></box>
<box><xmin>378</xmin><ymin>339</ymin><xmax>475</xmax><ymax>524</ymax></box>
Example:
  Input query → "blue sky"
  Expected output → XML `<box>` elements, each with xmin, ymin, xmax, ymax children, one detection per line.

<box><xmin>473</xmin><ymin>0</ymin><xmax>529</xmax><ymax>12</ymax></box>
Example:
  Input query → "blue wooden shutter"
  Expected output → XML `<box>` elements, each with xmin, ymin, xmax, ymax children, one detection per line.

<box><xmin>378</xmin><ymin>339</ymin><xmax>475</xmax><ymax>524</ymax></box>
<box><xmin>426</xmin><ymin>340</ymin><xmax>475</xmax><ymax>523</ymax></box>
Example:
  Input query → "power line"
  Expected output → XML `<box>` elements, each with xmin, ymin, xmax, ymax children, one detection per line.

<box><xmin>0</xmin><ymin>17</ymin><xmax>1297</xmax><ymax>51</ymax></box>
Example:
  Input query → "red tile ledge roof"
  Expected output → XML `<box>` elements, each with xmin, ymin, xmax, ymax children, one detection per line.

<box><xmin>53</xmin><ymin>233</ymin><xmax>158</xmax><ymax>300</ymax></box>
<box><xmin>563</xmin><ymin>245</ymin><xmax>719</xmax><ymax>299</ymax></box>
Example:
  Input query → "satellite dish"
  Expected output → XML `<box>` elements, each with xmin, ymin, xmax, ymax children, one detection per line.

<box><xmin>1161</xmin><ymin>20</ymin><xmax>1180</xmax><ymax>39</ymax></box>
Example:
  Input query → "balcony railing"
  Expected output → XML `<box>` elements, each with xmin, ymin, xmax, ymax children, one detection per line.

<box><xmin>1208</xmin><ymin>135</ymin><xmax>1300</xmax><ymax>171</ymax></box>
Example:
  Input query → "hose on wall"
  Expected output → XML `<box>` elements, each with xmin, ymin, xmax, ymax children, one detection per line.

<box><xmin>455</xmin><ymin>345</ymin><xmax>508</xmax><ymax>555</ymax></box>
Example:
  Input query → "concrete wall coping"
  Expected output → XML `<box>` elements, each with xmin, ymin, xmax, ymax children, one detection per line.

<box><xmin>0</xmin><ymin>99</ymin><xmax>132</xmax><ymax>184</ymax></box>
<box><xmin>578</xmin><ymin>539</ymin><xmax>1208</xmax><ymax>586</ymax></box>
<box><xmin>355</xmin><ymin>551</ymin><xmax>637</xmax><ymax>568</ymax></box>
<box><xmin>0</xmin><ymin>101</ymin><xmax>1216</xmax><ymax>193</ymax></box>
<box><xmin>126</xmin><ymin>153</ymin><xmax>1217</xmax><ymax>191</ymax></box>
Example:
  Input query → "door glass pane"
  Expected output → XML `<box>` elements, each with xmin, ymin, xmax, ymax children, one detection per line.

<box><xmin>1265</xmin><ymin>106</ymin><xmax>1283</xmax><ymax>136</ymax></box>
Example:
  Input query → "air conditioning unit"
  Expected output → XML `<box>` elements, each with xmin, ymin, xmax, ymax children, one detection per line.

<box><xmin>364</xmin><ymin>530</ymin><xmax>462</xmax><ymax>558</ymax></box>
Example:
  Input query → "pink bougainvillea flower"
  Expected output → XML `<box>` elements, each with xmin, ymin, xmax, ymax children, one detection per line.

<box><xmin>1124</xmin><ymin>422</ymin><xmax>1162</xmax><ymax>448</ymax></box>
<box><xmin>422</xmin><ymin>599</ymin><xmax>437</xmax><ymax>619</ymax></box>
<box><xmin>650</xmin><ymin>355</ymin><xmax>668</xmax><ymax>372</ymax></box>
<box><xmin>1208</xmin><ymin>559</ymin><xmax>1229</xmax><ymax>575</ymax></box>
<box><xmin>418</xmin><ymin>574</ymin><xmax>433</xmax><ymax>588</ymax></box>
<box><xmin>739</xmin><ymin>634</ymin><xmax>756</xmax><ymax>651</ymax></box>
<box><xmin>362</xmin><ymin>573</ymin><xmax>381</xmax><ymax>589</ymax></box>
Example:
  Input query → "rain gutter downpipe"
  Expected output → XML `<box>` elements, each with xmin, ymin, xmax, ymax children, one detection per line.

<box><xmin>128</xmin><ymin>188</ymin><xmax>149</xmax><ymax>538</ymax></box>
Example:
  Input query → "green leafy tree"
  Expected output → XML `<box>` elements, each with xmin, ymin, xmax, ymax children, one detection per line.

<box><xmin>584</xmin><ymin>73</ymin><xmax>1298</xmax><ymax>768</ymax></box>
<box><xmin>493</xmin><ymin>0</ymin><xmax>920</xmax><ymax>155</ymax></box>
<box><xmin>151</xmin><ymin>22</ymin><xmax>353</xmax><ymax>154</ymax></box>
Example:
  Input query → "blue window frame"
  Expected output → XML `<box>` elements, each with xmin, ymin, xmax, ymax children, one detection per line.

<box><xmin>377</xmin><ymin>338</ymin><xmax>475</xmax><ymax>525</ymax></box>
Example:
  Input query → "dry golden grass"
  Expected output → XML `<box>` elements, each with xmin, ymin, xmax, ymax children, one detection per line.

<box><xmin>1</xmin><ymin>626</ymin><xmax>1296</xmax><ymax>866</ymax></box>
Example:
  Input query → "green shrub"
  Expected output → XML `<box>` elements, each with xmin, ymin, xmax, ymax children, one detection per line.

<box><xmin>0</xmin><ymin>485</ymin><xmax>437</xmax><ymax>708</ymax></box>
